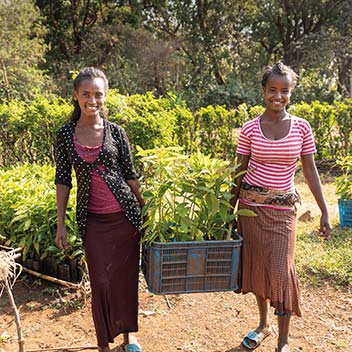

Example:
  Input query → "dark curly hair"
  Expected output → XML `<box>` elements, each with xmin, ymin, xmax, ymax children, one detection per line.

<box><xmin>70</xmin><ymin>67</ymin><xmax>109</xmax><ymax>122</ymax></box>
<box><xmin>261</xmin><ymin>62</ymin><xmax>298</xmax><ymax>89</ymax></box>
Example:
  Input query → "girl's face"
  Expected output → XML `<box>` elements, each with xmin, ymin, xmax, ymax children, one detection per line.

<box><xmin>262</xmin><ymin>74</ymin><xmax>293</xmax><ymax>113</ymax></box>
<box><xmin>73</xmin><ymin>78</ymin><xmax>106</xmax><ymax>119</ymax></box>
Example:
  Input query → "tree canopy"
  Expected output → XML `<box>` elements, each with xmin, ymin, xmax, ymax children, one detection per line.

<box><xmin>1</xmin><ymin>0</ymin><xmax>351</xmax><ymax>107</ymax></box>
<box><xmin>0</xmin><ymin>0</ymin><xmax>47</xmax><ymax>100</ymax></box>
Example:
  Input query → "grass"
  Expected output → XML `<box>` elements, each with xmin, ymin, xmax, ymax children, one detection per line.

<box><xmin>295</xmin><ymin>174</ymin><xmax>352</xmax><ymax>287</ymax></box>
<box><xmin>296</xmin><ymin>228</ymin><xmax>352</xmax><ymax>287</ymax></box>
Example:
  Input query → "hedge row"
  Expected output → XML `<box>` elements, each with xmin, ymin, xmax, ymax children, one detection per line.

<box><xmin>1</xmin><ymin>92</ymin><xmax>351</xmax><ymax>167</ymax></box>
<box><xmin>0</xmin><ymin>164</ymin><xmax>80</xmax><ymax>262</ymax></box>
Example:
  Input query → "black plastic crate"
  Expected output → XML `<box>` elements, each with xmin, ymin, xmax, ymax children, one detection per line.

<box><xmin>141</xmin><ymin>232</ymin><xmax>242</xmax><ymax>294</ymax></box>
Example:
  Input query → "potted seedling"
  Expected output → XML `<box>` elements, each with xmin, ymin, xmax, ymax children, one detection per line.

<box><xmin>335</xmin><ymin>156</ymin><xmax>352</xmax><ymax>227</ymax></box>
<box><xmin>138</xmin><ymin>147</ymin><xmax>255</xmax><ymax>295</ymax></box>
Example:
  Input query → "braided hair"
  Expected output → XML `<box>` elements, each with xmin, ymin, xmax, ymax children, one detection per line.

<box><xmin>261</xmin><ymin>62</ymin><xmax>298</xmax><ymax>89</ymax></box>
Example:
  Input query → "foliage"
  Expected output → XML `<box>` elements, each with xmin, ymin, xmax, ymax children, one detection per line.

<box><xmin>245</xmin><ymin>0</ymin><xmax>350</xmax><ymax>72</ymax></box>
<box><xmin>335</xmin><ymin>156</ymin><xmax>352</xmax><ymax>200</ymax></box>
<box><xmin>138</xmin><ymin>147</ymin><xmax>255</xmax><ymax>244</ymax></box>
<box><xmin>0</xmin><ymin>92</ymin><xmax>194</xmax><ymax>167</ymax></box>
<box><xmin>334</xmin><ymin>99</ymin><xmax>352</xmax><ymax>156</ymax></box>
<box><xmin>0</xmin><ymin>94</ymin><xmax>350</xmax><ymax>167</ymax></box>
<box><xmin>194</xmin><ymin>105</ymin><xmax>238</xmax><ymax>160</ymax></box>
<box><xmin>0</xmin><ymin>0</ymin><xmax>47</xmax><ymax>101</ymax></box>
<box><xmin>0</xmin><ymin>96</ymin><xmax>72</xmax><ymax>166</ymax></box>
<box><xmin>289</xmin><ymin>99</ymin><xmax>352</xmax><ymax>159</ymax></box>
<box><xmin>31</xmin><ymin>0</ymin><xmax>351</xmax><ymax>108</ymax></box>
<box><xmin>293</xmin><ymin>68</ymin><xmax>340</xmax><ymax>104</ymax></box>
<box><xmin>108</xmin><ymin>90</ymin><xmax>194</xmax><ymax>152</ymax></box>
<box><xmin>0</xmin><ymin>164</ymin><xmax>81</xmax><ymax>263</ymax></box>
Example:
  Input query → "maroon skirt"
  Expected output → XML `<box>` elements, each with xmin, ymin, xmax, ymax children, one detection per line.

<box><xmin>84</xmin><ymin>211</ymin><xmax>140</xmax><ymax>347</ymax></box>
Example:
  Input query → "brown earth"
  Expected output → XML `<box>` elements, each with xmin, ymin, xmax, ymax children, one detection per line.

<box><xmin>1</xmin><ymin>178</ymin><xmax>352</xmax><ymax>352</ymax></box>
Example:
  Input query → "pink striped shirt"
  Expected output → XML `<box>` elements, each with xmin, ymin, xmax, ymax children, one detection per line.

<box><xmin>237</xmin><ymin>115</ymin><xmax>316</xmax><ymax>192</ymax></box>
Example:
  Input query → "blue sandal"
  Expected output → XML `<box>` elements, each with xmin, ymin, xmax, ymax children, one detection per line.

<box><xmin>242</xmin><ymin>330</ymin><xmax>271</xmax><ymax>350</ymax></box>
<box><xmin>124</xmin><ymin>343</ymin><xmax>142</xmax><ymax>352</ymax></box>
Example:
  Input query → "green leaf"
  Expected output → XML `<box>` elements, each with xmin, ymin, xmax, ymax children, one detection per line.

<box><xmin>46</xmin><ymin>245</ymin><xmax>59</xmax><ymax>253</ymax></box>
<box><xmin>219</xmin><ymin>204</ymin><xmax>228</xmax><ymax>222</ymax></box>
<box><xmin>10</xmin><ymin>214</ymin><xmax>28</xmax><ymax>224</ymax></box>
<box><xmin>34</xmin><ymin>241</ymin><xmax>40</xmax><ymax>254</ymax></box>
<box><xmin>24</xmin><ymin>219</ymin><xmax>31</xmax><ymax>231</ymax></box>
<box><xmin>236</xmin><ymin>209</ymin><xmax>257</xmax><ymax>217</ymax></box>
<box><xmin>205</xmin><ymin>193</ymin><xmax>219</xmax><ymax>214</ymax></box>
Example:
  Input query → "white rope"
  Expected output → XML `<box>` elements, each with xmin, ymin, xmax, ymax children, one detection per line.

<box><xmin>0</xmin><ymin>247</ymin><xmax>22</xmax><ymax>295</ymax></box>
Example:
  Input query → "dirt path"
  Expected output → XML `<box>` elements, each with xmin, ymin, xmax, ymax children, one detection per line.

<box><xmin>1</xmin><ymin>179</ymin><xmax>351</xmax><ymax>352</ymax></box>
<box><xmin>1</xmin><ymin>280</ymin><xmax>351</xmax><ymax>352</ymax></box>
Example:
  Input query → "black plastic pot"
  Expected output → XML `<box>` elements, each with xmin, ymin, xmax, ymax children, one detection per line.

<box><xmin>58</xmin><ymin>263</ymin><xmax>70</xmax><ymax>281</ymax></box>
<box><xmin>43</xmin><ymin>256</ymin><xmax>58</xmax><ymax>278</ymax></box>
<box><xmin>69</xmin><ymin>258</ymin><xmax>78</xmax><ymax>282</ymax></box>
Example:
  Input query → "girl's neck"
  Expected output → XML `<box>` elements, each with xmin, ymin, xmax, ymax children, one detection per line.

<box><xmin>77</xmin><ymin>114</ymin><xmax>103</xmax><ymax>126</ymax></box>
<box><xmin>261</xmin><ymin>109</ymin><xmax>289</xmax><ymax>122</ymax></box>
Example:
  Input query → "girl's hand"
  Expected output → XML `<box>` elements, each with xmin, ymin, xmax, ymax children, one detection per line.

<box><xmin>140</xmin><ymin>213</ymin><xmax>149</xmax><ymax>238</ymax></box>
<box><xmin>318</xmin><ymin>213</ymin><xmax>332</xmax><ymax>238</ymax></box>
<box><xmin>55</xmin><ymin>226</ymin><xmax>70</xmax><ymax>250</ymax></box>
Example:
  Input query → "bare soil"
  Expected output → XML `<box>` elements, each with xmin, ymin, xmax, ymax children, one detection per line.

<box><xmin>1</xmin><ymin>179</ymin><xmax>352</xmax><ymax>352</ymax></box>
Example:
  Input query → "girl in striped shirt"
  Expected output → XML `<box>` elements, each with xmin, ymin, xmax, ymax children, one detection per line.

<box><xmin>231</xmin><ymin>62</ymin><xmax>331</xmax><ymax>352</ymax></box>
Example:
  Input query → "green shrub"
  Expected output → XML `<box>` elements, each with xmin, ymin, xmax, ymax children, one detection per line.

<box><xmin>0</xmin><ymin>91</ymin><xmax>196</xmax><ymax>167</ymax></box>
<box><xmin>0</xmin><ymin>96</ymin><xmax>71</xmax><ymax>166</ymax></box>
<box><xmin>334</xmin><ymin>99</ymin><xmax>352</xmax><ymax>157</ymax></box>
<box><xmin>289</xmin><ymin>99</ymin><xmax>352</xmax><ymax>159</ymax></box>
<box><xmin>1</xmin><ymin>94</ymin><xmax>350</xmax><ymax>166</ymax></box>
<box><xmin>0</xmin><ymin>163</ymin><xmax>80</xmax><ymax>262</ymax></box>
<box><xmin>107</xmin><ymin>90</ymin><xmax>194</xmax><ymax>150</ymax></box>
<box><xmin>335</xmin><ymin>155</ymin><xmax>352</xmax><ymax>200</ymax></box>
<box><xmin>194</xmin><ymin>105</ymin><xmax>238</xmax><ymax>160</ymax></box>
<box><xmin>138</xmin><ymin>147</ymin><xmax>255</xmax><ymax>243</ymax></box>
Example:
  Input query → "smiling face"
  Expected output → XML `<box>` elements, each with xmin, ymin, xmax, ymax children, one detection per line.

<box><xmin>262</xmin><ymin>74</ymin><xmax>293</xmax><ymax>113</ymax></box>
<box><xmin>73</xmin><ymin>78</ymin><xmax>106</xmax><ymax>119</ymax></box>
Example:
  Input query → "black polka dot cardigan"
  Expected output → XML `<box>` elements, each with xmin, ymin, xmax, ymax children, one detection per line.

<box><xmin>55</xmin><ymin>118</ymin><xmax>142</xmax><ymax>238</ymax></box>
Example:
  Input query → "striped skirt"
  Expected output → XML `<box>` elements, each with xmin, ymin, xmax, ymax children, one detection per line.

<box><xmin>237</xmin><ymin>201</ymin><xmax>302</xmax><ymax>317</ymax></box>
<box><xmin>84</xmin><ymin>212</ymin><xmax>141</xmax><ymax>347</ymax></box>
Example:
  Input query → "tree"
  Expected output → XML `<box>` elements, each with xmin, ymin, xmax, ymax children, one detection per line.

<box><xmin>35</xmin><ymin>0</ymin><xmax>158</xmax><ymax>96</ymax></box>
<box><xmin>0</xmin><ymin>0</ymin><xmax>47</xmax><ymax>101</ymax></box>
<box><xmin>142</xmin><ymin>0</ymin><xmax>261</xmax><ymax>108</ymax></box>
<box><xmin>248</xmin><ymin>0</ymin><xmax>349</xmax><ymax>69</ymax></box>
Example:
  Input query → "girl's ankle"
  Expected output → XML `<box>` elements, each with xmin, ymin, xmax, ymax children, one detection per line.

<box><xmin>277</xmin><ymin>340</ymin><xmax>289</xmax><ymax>351</ymax></box>
<box><xmin>98</xmin><ymin>346</ymin><xmax>110</xmax><ymax>352</ymax></box>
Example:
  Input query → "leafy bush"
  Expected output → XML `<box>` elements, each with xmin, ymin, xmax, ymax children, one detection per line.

<box><xmin>0</xmin><ymin>92</ymin><xmax>195</xmax><ymax>167</ymax></box>
<box><xmin>0</xmin><ymin>96</ymin><xmax>72</xmax><ymax>166</ymax></box>
<box><xmin>0</xmin><ymin>93</ymin><xmax>350</xmax><ymax>167</ymax></box>
<box><xmin>334</xmin><ymin>99</ymin><xmax>352</xmax><ymax>157</ymax></box>
<box><xmin>0</xmin><ymin>164</ymin><xmax>80</xmax><ymax>262</ymax></box>
<box><xmin>139</xmin><ymin>147</ymin><xmax>255</xmax><ymax>244</ymax></box>
<box><xmin>335</xmin><ymin>155</ymin><xmax>352</xmax><ymax>200</ymax></box>
<box><xmin>289</xmin><ymin>99</ymin><xmax>352</xmax><ymax>159</ymax></box>
<box><xmin>194</xmin><ymin>105</ymin><xmax>238</xmax><ymax>160</ymax></box>
<box><xmin>108</xmin><ymin>91</ymin><xmax>176</xmax><ymax>149</ymax></box>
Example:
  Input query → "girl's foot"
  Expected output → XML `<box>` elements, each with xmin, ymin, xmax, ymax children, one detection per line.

<box><xmin>127</xmin><ymin>334</ymin><xmax>139</xmax><ymax>345</ymax></box>
<box><xmin>123</xmin><ymin>333</ymin><xmax>139</xmax><ymax>345</ymax></box>
<box><xmin>242</xmin><ymin>326</ymin><xmax>271</xmax><ymax>349</ymax></box>
<box><xmin>277</xmin><ymin>341</ymin><xmax>290</xmax><ymax>352</ymax></box>
<box><xmin>123</xmin><ymin>333</ymin><xmax>142</xmax><ymax>351</ymax></box>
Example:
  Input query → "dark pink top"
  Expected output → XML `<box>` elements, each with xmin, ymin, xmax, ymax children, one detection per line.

<box><xmin>74</xmin><ymin>135</ymin><xmax>123</xmax><ymax>214</ymax></box>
